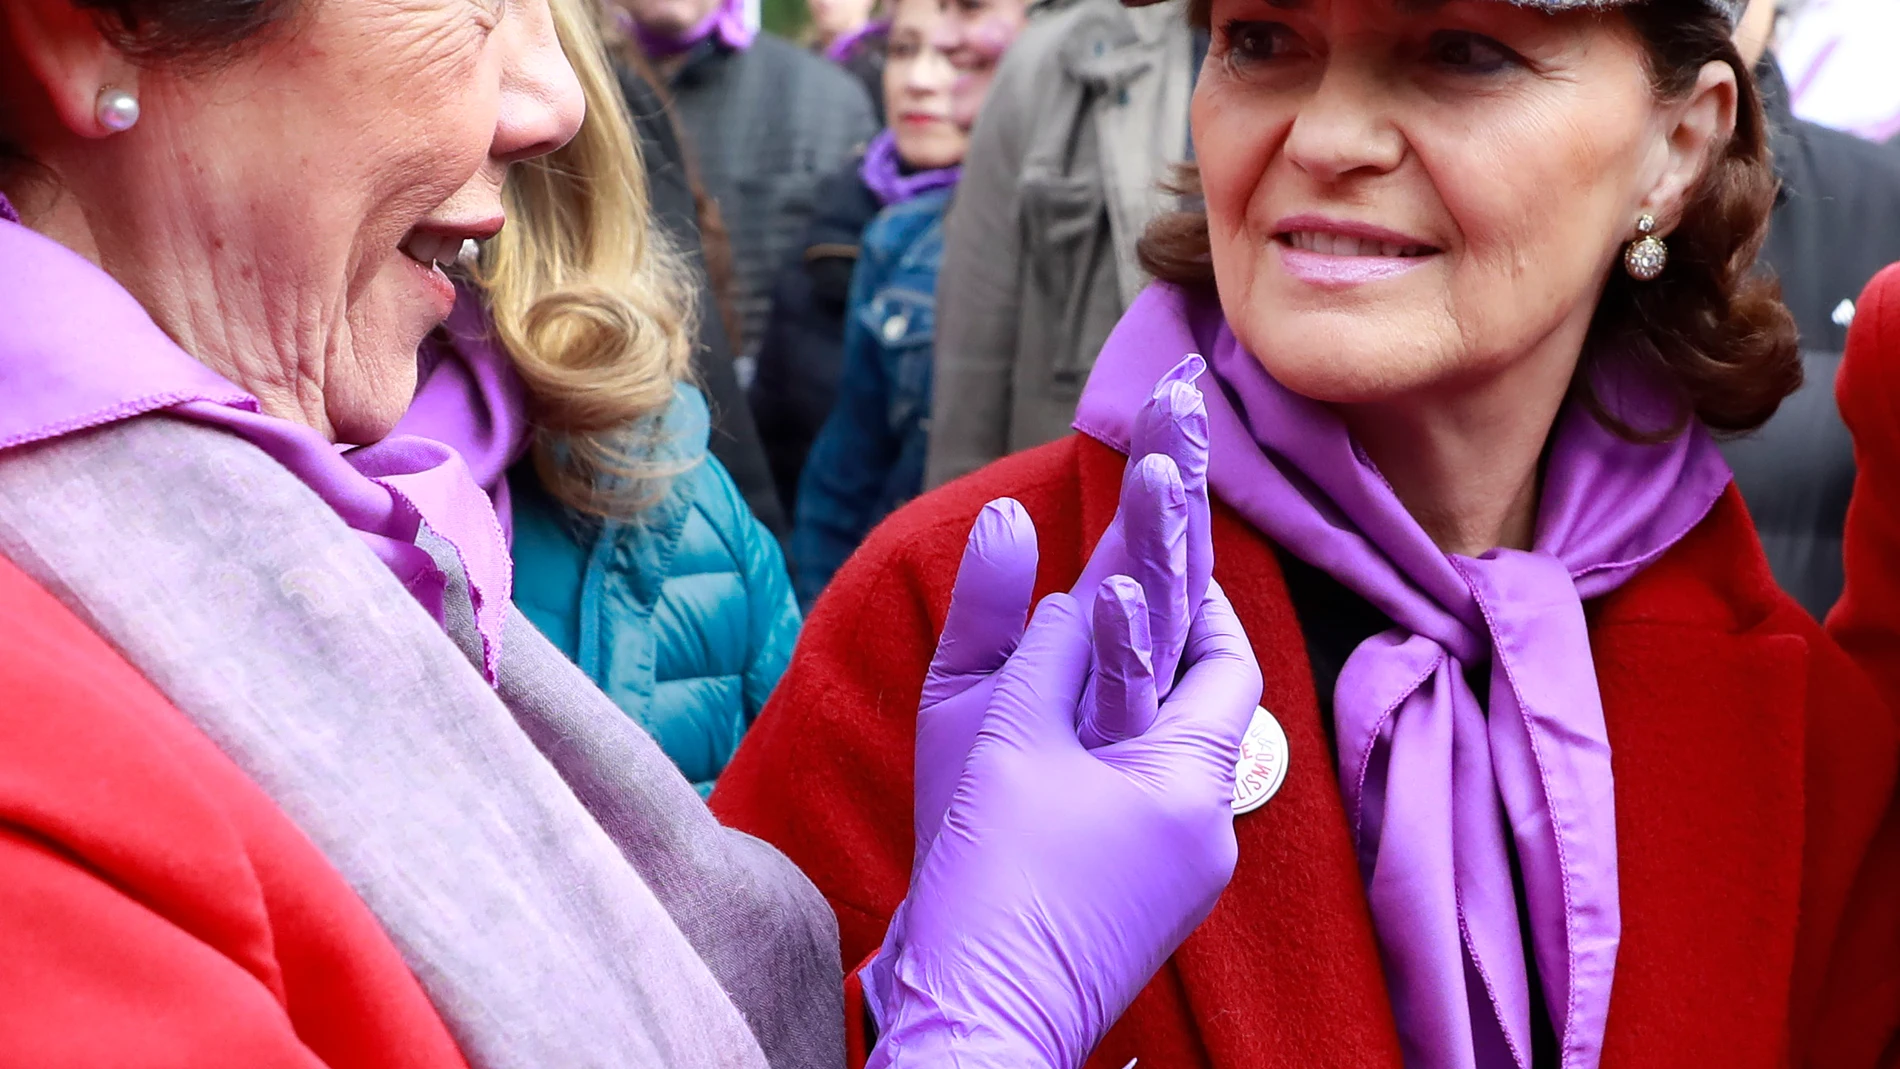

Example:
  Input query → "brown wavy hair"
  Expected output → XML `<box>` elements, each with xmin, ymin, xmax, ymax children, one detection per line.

<box><xmin>1138</xmin><ymin>0</ymin><xmax>1801</xmax><ymax>437</ymax></box>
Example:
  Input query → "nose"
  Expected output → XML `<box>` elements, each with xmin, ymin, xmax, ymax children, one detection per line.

<box><xmin>493</xmin><ymin>0</ymin><xmax>587</xmax><ymax>165</ymax></box>
<box><xmin>1281</xmin><ymin>58</ymin><xmax>1404</xmax><ymax>185</ymax></box>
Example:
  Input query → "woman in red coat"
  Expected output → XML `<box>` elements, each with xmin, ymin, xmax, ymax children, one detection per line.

<box><xmin>713</xmin><ymin>0</ymin><xmax>1900</xmax><ymax>1066</ymax></box>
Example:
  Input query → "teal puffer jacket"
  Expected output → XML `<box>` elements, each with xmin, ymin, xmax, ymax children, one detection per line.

<box><xmin>509</xmin><ymin>385</ymin><xmax>801</xmax><ymax>795</ymax></box>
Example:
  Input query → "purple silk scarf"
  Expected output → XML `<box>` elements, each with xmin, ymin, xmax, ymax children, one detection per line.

<box><xmin>0</xmin><ymin>204</ymin><xmax>516</xmax><ymax>683</ymax></box>
<box><xmin>859</xmin><ymin>129</ymin><xmax>962</xmax><ymax>208</ymax></box>
<box><xmin>1072</xmin><ymin>285</ymin><xmax>1733</xmax><ymax>1069</ymax></box>
<box><xmin>635</xmin><ymin>0</ymin><xmax>759</xmax><ymax>58</ymax></box>
<box><xmin>396</xmin><ymin>288</ymin><xmax>531</xmax><ymax>543</ymax></box>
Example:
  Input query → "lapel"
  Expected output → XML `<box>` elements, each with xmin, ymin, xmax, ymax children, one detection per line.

<box><xmin>1075</xmin><ymin>446</ymin><xmax>1809</xmax><ymax>1067</ymax></box>
<box><xmin>1076</xmin><ymin>439</ymin><xmax>1406</xmax><ymax>1068</ymax></box>
<box><xmin>1590</xmin><ymin>490</ymin><xmax>1808</xmax><ymax>1067</ymax></box>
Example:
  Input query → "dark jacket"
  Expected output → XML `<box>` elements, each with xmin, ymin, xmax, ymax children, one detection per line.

<box><xmin>749</xmin><ymin>156</ymin><xmax>883</xmax><ymax>517</ymax></box>
<box><xmin>834</xmin><ymin>24</ymin><xmax>889</xmax><ymax>125</ymax></box>
<box><xmin>665</xmin><ymin>34</ymin><xmax>878</xmax><ymax>358</ymax></box>
<box><xmin>1719</xmin><ymin>58</ymin><xmax>1900</xmax><ymax>619</ymax></box>
<box><xmin>617</xmin><ymin>64</ymin><xmax>788</xmax><ymax>540</ymax></box>
<box><xmin>789</xmin><ymin>188</ymin><xmax>951</xmax><ymax>609</ymax></box>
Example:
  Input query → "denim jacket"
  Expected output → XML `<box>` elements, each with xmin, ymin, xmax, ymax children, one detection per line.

<box><xmin>789</xmin><ymin>187</ymin><xmax>950</xmax><ymax>609</ymax></box>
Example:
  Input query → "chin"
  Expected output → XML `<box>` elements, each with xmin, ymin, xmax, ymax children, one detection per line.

<box><xmin>1229</xmin><ymin>310</ymin><xmax>1458</xmax><ymax>407</ymax></box>
<box><xmin>329</xmin><ymin>294</ymin><xmax>434</xmax><ymax>444</ymax></box>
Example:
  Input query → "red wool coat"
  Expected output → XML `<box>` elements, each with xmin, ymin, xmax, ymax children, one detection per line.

<box><xmin>0</xmin><ymin>552</ymin><xmax>468</xmax><ymax>1069</ymax></box>
<box><xmin>1834</xmin><ymin>262</ymin><xmax>1900</xmax><ymax>716</ymax></box>
<box><xmin>714</xmin><ymin>432</ymin><xmax>1900</xmax><ymax>1068</ymax></box>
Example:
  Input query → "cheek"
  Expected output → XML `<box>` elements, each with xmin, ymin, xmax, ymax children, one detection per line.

<box><xmin>962</xmin><ymin>16</ymin><xmax>1020</xmax><ymax>61</ymax></box>
<box><xmin>1422</xmin><ymin>100</ymin><xmax>1646</xmax><ymax>349</ymax></box>
<box><xmin>305</xmin><ymin>2</ymin><xmax>497</xmax><ymax>214</ymax></box>
<box><xmin>1194</xmin><ymin>83</ymin><xmax>1284</xmax><ymax>314</ymax></box>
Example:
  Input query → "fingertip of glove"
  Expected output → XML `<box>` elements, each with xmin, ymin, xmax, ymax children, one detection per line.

<box><xmin>1131</xmin><ymin>453</ymin><xmax>1186</xmax><ymax>505</ymax></box>
<box><xmin>1094</xmin><ymin>574</ymin><xmax>1147</xmax><ymax>620</ymax></box>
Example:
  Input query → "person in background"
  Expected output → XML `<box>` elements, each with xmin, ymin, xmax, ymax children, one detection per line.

<box><xmin>751</xmin><ymin>0</ymin><xmax>1029</xmax><ymax>536</ymax></box>
<box><xmin>717</xmin><ymin>0</ymin><xmax>1900</xmax><ymax>1066</ymax></box>
<box><xmin>614</xmin><ymin>45</ymin><xmax>790</xmax><ymax>538</ymax></box>
<box><xmin>619</xmin><ymin>0</ymin><xmax>876</xmax><ymax>365</ymax></box>
<box><xmin>827</xmin><ymin>14</ymin><xmax>890</xmax><ymax>122</ymax></box>
<box><xmin>922</xmin><ymin>0</ymin><xmax>1197</xmax><ymax>489</ymax></box>
<box><xmin>1776</xmin><ymin>0</ymin><xmax>1900</xmax><ymax>144</ymax></box>
<box><xmin>749</xmin><ymin>141</ymin><xmax>885</xmax><ymax>518</ymax></box>
<box><xmin>1717</xmin><ymin>0</ymin><xmax>1900</xmax><ymax>618</ymax></box>
<box><xmin>784</xmin><ymin>0</ymin><xmax>1026</xmax><ymax>607</ymax></box>
<box><xmin>392</xmin><ymin>1</ymin><xmax>799</xmax><ymax>796</ymax></box>
<box><xmin>809</xmin><ymin>0</ymin><xmax>878</xmax><ymax>57</ymax></box>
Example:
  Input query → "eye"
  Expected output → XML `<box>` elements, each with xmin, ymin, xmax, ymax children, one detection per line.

<box><xmin>887</xmin><ymin>38</ymin><xmax>920</xmax><ymax>59</ymax></box>
<box><xmin>1219</xmin><ymin>19</ymin><xmax>1306</xmax><ymax>72</ymax></box>
<box><xmin>1425</xmin><ymin>30</ymin><xmax>1519</xmax><ymax>74</ymax></box>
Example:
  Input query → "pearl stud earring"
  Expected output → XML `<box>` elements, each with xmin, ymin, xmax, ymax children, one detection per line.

<box><xmin>95</xmin><ymin>88</ymin><xmax>140</xmax><ymax>133</ymax></box>
<box><xmin>1623</xmin><ymin>213</ymin><xmax>1667</xmax><ymax>281</ymax></box>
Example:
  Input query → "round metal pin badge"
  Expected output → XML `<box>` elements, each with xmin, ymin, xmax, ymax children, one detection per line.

<box><xmin>1232</xmin><ymin>705</ymin><xmax>1289</xmax><ymax>815</ymax></box>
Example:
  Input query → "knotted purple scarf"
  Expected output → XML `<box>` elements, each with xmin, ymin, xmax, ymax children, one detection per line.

<box><xmin>859</xmin><ymin>129</ymin><xmax>962</xmax><ymax>208</ymax></box>
<box><xmin>633</xmin><ymin>0</ymin><xmax>759</xmax><ymax>58</ymax></box>
<box><xmin>1072</xmin><ymin>284</ymin><xmax>1733</xmax><ymax>1069</ymax></box>
<box><xmin>0</xmin><ymin>205</ymin><xmax>517</xmax><ymax>683</ymax></box>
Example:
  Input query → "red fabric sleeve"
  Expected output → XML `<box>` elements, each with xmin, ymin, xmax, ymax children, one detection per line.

<box><xmin>0</xmin><ymin>825</ymin><xmax>328</xmax><ymax>1068</ymax></box>
<box><xmin>1832</xmin><ymin>262</ymin><xmax>1900</xmax><ymax>714</ymax></box>
<box><xmin>0</xmin><ymin>553</ymin><xmax>466</xmax><ymax>1069</ymax></box>
<box><xmin>1819</xmin><ymin>261</ymin><xmax>1900</xmax><ymax>1067</ymax></box>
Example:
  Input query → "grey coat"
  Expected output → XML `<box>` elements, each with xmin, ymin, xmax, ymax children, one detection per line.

<box><xmin>668</xmin><ymin>34</ymin><xmax>878</xmax><ymax>358</ymax></box>
<box><xmin>0</xmin><ymin>416</ymin><xmax>843</xmax><ymax>1069</ymax></box>
<box><xmin>923</xmin><ymin>0</ymin><xmax>1194</xmax><ymax>489</ymax></box>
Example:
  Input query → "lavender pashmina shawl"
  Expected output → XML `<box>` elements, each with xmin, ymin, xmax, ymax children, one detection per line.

<box><xmin>0</xmin><ymin>210</ymin><xmax>842</xmax><ymax>1069</ymax></box>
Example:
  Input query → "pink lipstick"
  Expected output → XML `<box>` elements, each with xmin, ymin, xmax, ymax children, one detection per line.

<box><xmin>1271</xmin><ymin>213</ymin><xmax>1440</xmax><ymax>288</ymax></box>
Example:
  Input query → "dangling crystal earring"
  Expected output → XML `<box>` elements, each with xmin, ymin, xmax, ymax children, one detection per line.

<box><xmin>95</xmin><ymin>88</ymin><xmax>140</xmax><ymax>133</ymax></box>
<box><xmin>1623</xmin><ymin>213</ymin><xmax>1667</xmax><ymax>281</ymax></box>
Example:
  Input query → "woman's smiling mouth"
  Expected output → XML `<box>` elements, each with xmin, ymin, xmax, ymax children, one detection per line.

<box><xmin>1272</xmin><ymin>214</ymin><xmax>1442</xmax><ymax>287</ymax></box>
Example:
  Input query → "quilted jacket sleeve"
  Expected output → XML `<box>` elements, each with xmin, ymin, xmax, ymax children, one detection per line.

<box><xmin>718</xmin><ymin>461</ymin><xmax>802</xmax><ymax>727</ymax></box>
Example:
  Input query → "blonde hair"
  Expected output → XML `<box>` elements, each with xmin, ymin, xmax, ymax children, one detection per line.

<box><xmin>474</xmin><ymin>0</ymin><xmax>697</xmax><ymax>517</ymax></box>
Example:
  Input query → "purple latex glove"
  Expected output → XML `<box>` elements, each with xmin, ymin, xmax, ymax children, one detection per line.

<box><xmin>905</xmin><ymin>362</ymin><xmax>1212</xmax><ymax>861</ymax></box>
<box><xmin>1071</xmin><ymin>354</ymin><xmax>1212</xmax><ymax>746</ymax></box>
<box><xmin>867</xmin><ymin>577</ymin><xmax>1262</xmax><ymax>1069</ymax></box>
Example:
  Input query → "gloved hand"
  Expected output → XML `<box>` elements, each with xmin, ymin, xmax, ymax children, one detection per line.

<box><xmin>867</xmin><ymin>567</ymin><xmax>1262</xmax><ymax>1069</ymax></box>
<box><xmin>905</xmin><ymin>358</ymin><xmax>1214</xmax><ymax>861</ymax></box>
<box><xmin>1070</xmin><ymin>354</ymin><xmax>1213</xmax><ymax>748</ymax></box>
<box><xmin>864</xmin><ymin>360</ymin><xmax>1226</xmax><ymax>1049</ymax></box>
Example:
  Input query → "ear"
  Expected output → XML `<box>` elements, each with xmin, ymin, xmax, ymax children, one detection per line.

<box><xmin>1</xmin><ymin>0</ymin><xmax>140</xmax><ymax>139</ymax></box>
<box><xmin>1640</xmin><ymin>60</ymin><xmax>1738</xmax><ymax>235</ymax></box>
